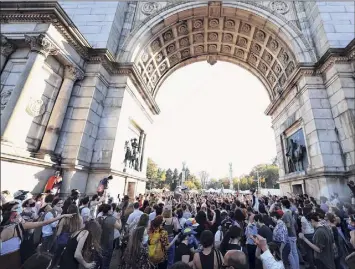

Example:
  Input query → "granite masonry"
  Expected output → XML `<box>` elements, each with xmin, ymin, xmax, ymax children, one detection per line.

<box><xmin>0</xmin><ymin>1</ymin><xmax>354</xmax><ymax>200</ymax></box>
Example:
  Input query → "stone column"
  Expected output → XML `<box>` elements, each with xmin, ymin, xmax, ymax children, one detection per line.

<box><xmin>0</xmin><ymin>35</ymin><xmax>16</xmax><ymax>72</ymax></box>
<box><xmin>40</xmin><ymin>66</ymin><xmax>84</xmax><ymax>153</ymax></box>
<box><xmin>1</xmin><ymin>34</ymin><xmax>58</xmax><ymax>143</ymax></box>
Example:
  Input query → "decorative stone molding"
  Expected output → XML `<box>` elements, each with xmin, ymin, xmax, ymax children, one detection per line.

<box><xmin>141</xmin><ymin>2</ymin><xmax>160</xmax><ymax>15</ymax></box>
<box><xmin>0</xmin><ymin>2</ymin><xmax>90</xmax><ymax>59</ymax></box>
<box><xmin>64</xmin><ymin>65</ymin><xmax>84</xmax><ymax>81</ymax></box>
<box><xmin>1</xmin><ymin>88</ymin><xmax>13</xmax><ymax>111</ymax></box>
<box><xmin>25</xmin><ymin>97</ymin><xmax>46</xmax><ymax>117</ymax></box>
<box><xmin>24</xmin><ymin>34</ymin><xmax>58</xmax><ymax>58</ymax></box>
<box><xmin>269</xmin><ymin>1</ymin><xmax>289</xmax><ymax>15</ymax></box>
<box><xmin>135</xmin><ymin>7</ymin><xmax>298</xmax><ymax>99</ymax></box>
<box><xmin>1</xmin><ymin>35</ymin><xmax>16</xmax><ymax>57</ymax></box>
<box><xmin>120</xmin><ymin>1</ymin><xmax>316</xmax><ymax>64</ymax></box>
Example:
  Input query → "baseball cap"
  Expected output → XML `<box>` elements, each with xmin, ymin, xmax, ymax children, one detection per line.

<box><xmin>185</xmin><ymin>218</ymin><xmax>199</xmax><ymax>228</ymax></box>
<box><xmin>182</xmin><ymin>227</ymin><xmax>197</xmax><ymax>236</ymax></box>
<box><xmin>13</xmin><ymin>190</ymin><xmax>29</xmax><ymax>199</ymax></box>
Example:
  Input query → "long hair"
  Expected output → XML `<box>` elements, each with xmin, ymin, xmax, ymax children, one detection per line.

<box><xmin>62</xmin><ymin>204</ymin><xmax>82</xmax><ymax>233</ymax></box>
<box><xmin>1</xmin><ymin>201</ymin><xmax>19</xmax><ymax>226</ymax></box>
<box><xmin>125</xmin><ymin>226</ymin><xmax>145</xmax><ymax>265</ymax></box>
<box><xmin>137</xmin><ymin>214</ymin><xmax>149</xmax><ymax>228</ymax></box>
<box><xmin>83</xmin><ymin>220</ymin><xmax>102</xmax><ymax>260</ymax></box>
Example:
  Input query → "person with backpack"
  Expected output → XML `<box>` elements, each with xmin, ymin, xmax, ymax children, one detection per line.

<box><xmin>0</xmin><ymin>200</ymin><xmax>74</xmax><ymax>269</ymax></box>
<box><xmin>40</xmin><ymin>197</ymin><xmax>64</xmax><ymax>253</ymax></box>
<box><xmin>97</xmin><ymin>203</ymin><xmax>121</xmax><ymax>269</ymax></box>
<box><xmin>162</xmin><ymin>207</ymin><xmax>180</xmax><ymax>268</ymax></box>
<box><xmin>148</xmin><ymin>215</ymin><xmax>179</xmax><ymax>269</ymax></box>
<box><xmin>50</xmin><ymin>204</ymin><xmax>83</xmax><ymax>268</ymax></box>
<box><xmin>192</xmin><ymin>230</ymin><xmax>223</xmax><ymax>269</ymax></box>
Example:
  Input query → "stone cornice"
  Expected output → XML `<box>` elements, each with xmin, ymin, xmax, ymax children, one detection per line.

<box><xmin>88</xmin><ymin>49</ymin><xmax>160</xmax><ymax>115</ymax></box>
<box><xmin>0</xmin><ymin>1</ymin><xmax>91</xmax><ymax>59</ymax></box>
<box><xmin>265</xmin><ymin>40</ymin><xmax>355</xmax><ymax>116</ymax></box>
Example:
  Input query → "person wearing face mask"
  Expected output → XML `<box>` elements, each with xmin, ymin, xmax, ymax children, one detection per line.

<box><xmin>40</xmin><ymin>197</ymin><xmax>64</xmax><ymax>253</ymax></box>
<box><xmin>0</xmin><ymin>201</ymin><xmax>74</xmax><ymax>269</ymax></box>
<box><xmin>21</xmin><ymin>198</ymin><xmax>38</xmax><ymax>222</ymax></box>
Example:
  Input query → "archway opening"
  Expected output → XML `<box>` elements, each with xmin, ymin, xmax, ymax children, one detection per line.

<box><xmin>147</xmin><ymin>61</ymin><xmax>276</xmax><ymax>180</ymax></box>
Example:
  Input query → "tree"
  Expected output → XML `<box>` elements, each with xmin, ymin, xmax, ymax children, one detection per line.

<box><xmin>199</xmin><ymin>171</ymin><xmax>209</xmax><ymax>189</ymax></box>
<box><xmin>146</xmin><ymin>158</ymin><xmax>158</xmax><ymax>189</ymax></box>
<box><xmin>206</xmin><ymin>178</ymin><xmax>219</xmax><ymax>189</ymax></box>
<box><xmin>146</xmin><ymin>158</ymin><xmax>158</xmax><ymax>179</ymax></box>
<box><xmin>249</xmin><ymin>164</ymin><xmax>279</xmax><ymax>189</ymax></box>
<box><xmin>166</xmin><ymin>168</ymin><xmax>173</xmax><ymax>190</ymax></box>
<box><xmin>219</xmin><ymin>177</ymin><xmax>230</xmax><ymax>189</ymax></box>
<box><xmin>185</xmin><ymin>167</ymin><xmax>190</xmax><ymax>181</ymax></box>
<box><xmin>172</xmin><ymin>168</ymin><xmax>179</xmax><ymax>190</ymax></box>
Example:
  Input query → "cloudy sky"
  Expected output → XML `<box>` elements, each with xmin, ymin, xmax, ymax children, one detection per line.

<box><xmin>146</xmin><ymin>61</ymin><xmax>276</xmax><ymax>179</ymax></box>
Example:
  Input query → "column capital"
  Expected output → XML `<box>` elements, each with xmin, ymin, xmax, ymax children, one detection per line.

<box><xmin>24</xmin><ymin>34</ymin><xmax>58</xmax><ymax>58</ymax></box>
<box><xmin>64</xmin><ymin>65</ymin><xmax>84</xmax><ymax>81</ymax></box>
<box><xmin>1</xmin><ymin>35</ymin><xmax>16</xmax><ymax>57</ymax></box>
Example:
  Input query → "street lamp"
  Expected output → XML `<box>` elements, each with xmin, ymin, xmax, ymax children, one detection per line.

<box><xmin>229</xmin><ymin>163</ymin><xmax>233</xmax><ymax>190</ymax></box>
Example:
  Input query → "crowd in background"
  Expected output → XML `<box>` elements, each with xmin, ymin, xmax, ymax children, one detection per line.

<box><xmin>1</xmin><ymin>178</ymin><xmax>355</xmax><ymax>269</ymax></box>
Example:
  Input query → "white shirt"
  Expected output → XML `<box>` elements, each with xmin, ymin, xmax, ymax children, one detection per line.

<box><xmin>42</xmin><ymin>211</ymin><xmax>58</xmax><ymax>237</ymax></box>
<box><xmin>301</xmin><ymin>216</ymin><xmax>314</xmax><ymax>234</ymax></box>
<box><xmin>260</xmin><ymin>249</ymin><xmax>284</xmax><ymax>269</ymax></box>
<box><xmin>80</xmin><ymin>206</ymin><xmax>90</xmax><ymax>222</ymax></box>
<box><xmin>127</xmin><ymin>209</ymin><xmax>143</xmax><ymax>225</ymax></box>
<box><xmin>149</xmin><ymin>211</ymin><xmax>156</xmax><ymax>221</ymax></box>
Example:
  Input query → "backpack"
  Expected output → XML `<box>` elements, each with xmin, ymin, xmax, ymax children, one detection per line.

<box><xmin>33</xmin><ymin>209</ymin><xmax>57</xmax><ymax>246</ymax></box>
<box><xmin>163</xmin><ymin>221</ymin><xmax>174</xmax><ymax>236</ymax></box>
<box><xmin>148</xmin><ymin>230</ymin><xmax>165</xmax><ymax>264</ymax></box>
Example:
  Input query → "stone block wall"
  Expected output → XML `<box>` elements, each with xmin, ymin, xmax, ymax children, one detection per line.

<box><xmin>305</xmin><ymin>1</ymin><xmax>355</xmax><ymax>57</ymax></box>
<box><xmin>56</xmin><ymin>65</ymin><xmax>109</xmax><ymax>167</ymax></box>
<box><xmin>60</xmin><ymin>1</ymin><xmax>127</xmax><ymax>55</ymax></box>
<box><xmin>324</xmin><ymin>63</ymin><xmax>355</xmax><ymax>170</ymax></box>
<box><xmin>1</xmin><ymin>160</ymin><xmax>55</xmax><ymax>194</ymax></box>
<box><xmin>1</xmin><ymin>48</ymin><xmax>29</xmax><ymax>114</ymax></box>
<box><xmin>26</xmin><ymin>56</ymin><xmax>63</xmax><ymax>151</ymax></box>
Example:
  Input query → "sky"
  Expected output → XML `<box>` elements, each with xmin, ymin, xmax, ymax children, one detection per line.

<box><xmin>145</xmin><ymin>61</ymin><xmax>276</xmax><ymax>179</ymax></box>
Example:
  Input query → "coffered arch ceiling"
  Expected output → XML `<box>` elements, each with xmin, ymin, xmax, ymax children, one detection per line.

<box><xmin>132</xmin><ymin>4</ymin><xmax>311</xmax><ymax>101</ymax></box>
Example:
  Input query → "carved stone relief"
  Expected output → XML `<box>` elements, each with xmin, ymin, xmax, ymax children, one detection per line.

<box><xmin>1</xmin><ymin>88</ymin><xmax>13</xmax><ymax>111</ymax></box>
<box><xmin>24</xmin><ymin>34</ymin><xmax>58</xmax><ymax>58</ymax></box>
<box><xmin>26</xmin><ymin>97</ymin><xmax>46</xmax><ymax>117</ymax></box>
<box><xmin>269</xmin><ymin>1</ymin><xmax>289</xmax><ymax>15</ymax></box>
<box><xmin>141</xmin><ymin>2</ymin><xmax>160</xmax><ymax>15</ymax></box>
<box><xmin>1</xmin><ymin>35</ymin><xmax>16</xmax><ymax>57</ymax></box>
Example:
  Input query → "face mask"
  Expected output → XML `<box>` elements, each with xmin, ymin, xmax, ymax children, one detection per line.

<box><xmin>142</xmin><ymin>234</ymin><xmax>149</xmax><ymax>245</ymax></box>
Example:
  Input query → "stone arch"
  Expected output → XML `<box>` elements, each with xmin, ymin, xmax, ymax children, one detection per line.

<box><xmin>119</xmin><ymin>2</ymin><xmax>316</xmax><ymax>101</ymax></box>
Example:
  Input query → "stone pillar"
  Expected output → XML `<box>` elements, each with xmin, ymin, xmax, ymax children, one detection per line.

<box><xmin>0</xmin><ymin>35</ymin><xmax>16</xmax><ymax>72</ymax></box>
<box><xmin>40</xmin><ymin>66</ymin><xmax>84</xmax><ymax>153</ymax></box>
<box><xmin>1</xmin><ymin>34</ymin><xmax>58</xmax><ymax>145</ymax></box>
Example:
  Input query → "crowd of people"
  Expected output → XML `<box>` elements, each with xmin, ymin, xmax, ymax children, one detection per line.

<box><xmin>1</xmin><ymin>181</ymin><xmax>355</xmax><ymax>269</ymax></box>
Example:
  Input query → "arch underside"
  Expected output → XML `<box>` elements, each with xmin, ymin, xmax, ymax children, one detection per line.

<box><xmin>134</xmin><ymin>5</ymin><xmax>300</xmax><ymax>102</ymax></box>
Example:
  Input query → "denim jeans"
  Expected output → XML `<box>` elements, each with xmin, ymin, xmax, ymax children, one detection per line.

<box><xmin>289</xmin><ymin>237</ymin><xmax>300</xmax><ymax>269</ymax></box>
<box><xmin>101</xmin><ymin>247</ymin><xmax>113</xmax><ymax>269</ymax></box>
<box><xmin>167</xmin><ymin>235</ymin><xmax>175</xmax><ymax>269</ymax></box>
<box><xmin>281</xmin><ymin>242</ymin><xmax>291</xmax><ymax>269</ymax></box>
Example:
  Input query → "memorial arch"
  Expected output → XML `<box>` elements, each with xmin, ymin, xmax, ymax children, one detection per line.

<box><xmin>0</xmin><ymin>1</ymin><xmax>354</xmax><ymax>200</ymax></box>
